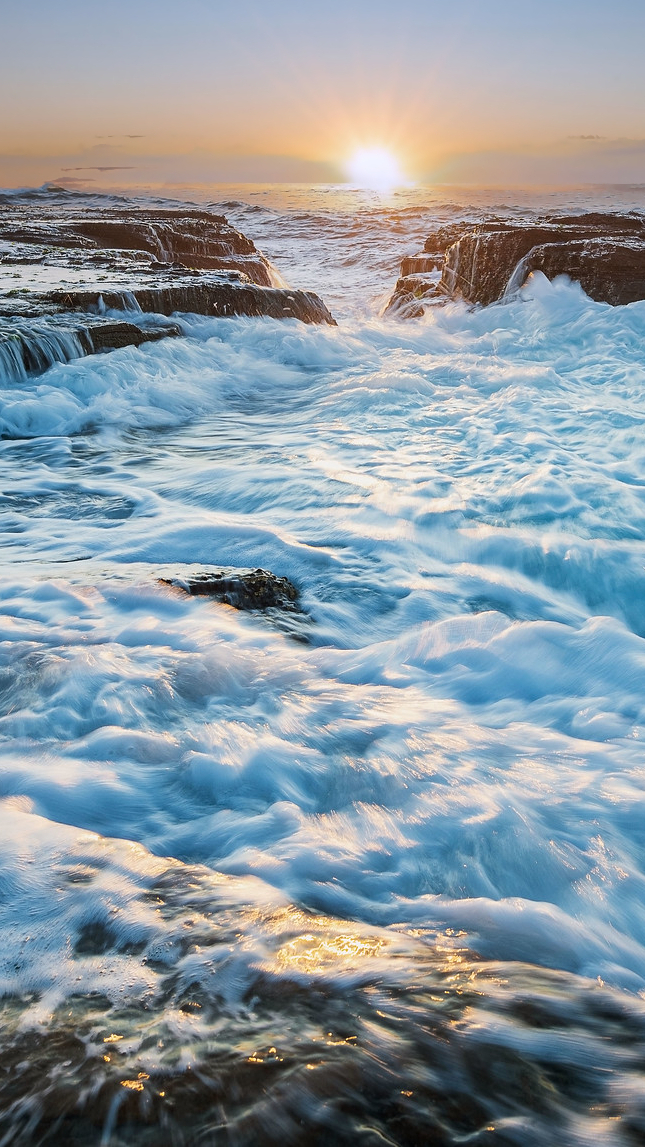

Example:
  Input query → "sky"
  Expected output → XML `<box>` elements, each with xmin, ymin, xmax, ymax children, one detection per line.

<box><xmin>2</xmin><ymin>0</ymin><xmax>645</xmax><ymax>189</ymax></box>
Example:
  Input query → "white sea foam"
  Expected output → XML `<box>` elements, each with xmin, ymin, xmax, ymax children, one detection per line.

<box><xmin>1</xmin><ymin>265</ymin><xmax>645</xmax><ymax>989</ymax></box>
<box><xmin>2</xmin><ymin>195</ymin><xmax>645</xmax><ymax>1140</ymax></box>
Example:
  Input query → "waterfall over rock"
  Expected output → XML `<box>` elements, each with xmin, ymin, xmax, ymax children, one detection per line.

<box><xmin>385</xmin><ymin>212</ymin><xmax>645</xmax><ymax>314</ymax></box>
<box><xmin>0</xmin><ymin>194</ymin><xmax>335</xmax><ymax>381</ymax></box>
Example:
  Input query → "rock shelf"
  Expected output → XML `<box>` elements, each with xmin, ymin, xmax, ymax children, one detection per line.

<box><xmin>0</xmin><ymin>194</ymin><xmax>335</xmax><ymax>381</ymax></box>
<box><xmin>386</xmin><ymin>212</ymin><xmax>645</xmax><ymax>315</ymax></box>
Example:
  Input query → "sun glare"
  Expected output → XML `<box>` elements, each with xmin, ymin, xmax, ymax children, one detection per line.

<box><xmin>346</xmin><ymin>147</ymin><xmax>404</xmax><ymax>191</ymax></box>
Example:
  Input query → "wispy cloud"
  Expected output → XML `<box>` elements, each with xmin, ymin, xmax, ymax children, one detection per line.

<box><xmin>53</xmin><ymin>176</ymin><xmax>96</xmax><ymax>184</ymax></box>
<box><xmin>60</xmin><ymin>165</ymin><xmax>137</xmax><ymax>172</ymax></box>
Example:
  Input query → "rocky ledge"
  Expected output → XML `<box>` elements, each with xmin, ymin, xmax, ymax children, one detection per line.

<box><xmin>0</xmin><ymin>199</ymin><xmax>276</xmax><ymax>286</ymax></box>
<box><xmin>0</xmin><ymin>192</ymin><xmax>335</xmax><ymax>382</ymax></box>
<box><xmin>385</xmin><ymin>213</ymin><xmax>645</xmax><ymax>315</ymax></box>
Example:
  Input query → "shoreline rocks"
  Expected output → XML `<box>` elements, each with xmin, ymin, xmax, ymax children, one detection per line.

<box><xmin>0</xmin><ymin>195</ymin><xmax>335</xmax><ymax>382</ymax></box>
<box><xmin>0</xmin><ymin>317</ymin><xmax>182</xmax><ymax>384</ymax></box>
<box><xmin>1</xmin><ymin>205</ymin><xmax>276</xmax><ymax>286</ymax></box>
<box><xmin>385</xmin><ymin>212</ymin><xmax>645</xmax><ymax>315</ymax></box>
<box><xmin>45</xmin><ymin>278</ymin><xmax>335</xmax><ymax>325</ymax></box>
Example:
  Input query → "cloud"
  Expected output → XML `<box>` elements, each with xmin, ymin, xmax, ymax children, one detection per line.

<box><xmin>60</xmin><ymin>165</ymin><xmax>137</xmax><ymax>172</ymax></box>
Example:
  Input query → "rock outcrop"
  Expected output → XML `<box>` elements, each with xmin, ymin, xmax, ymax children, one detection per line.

<box><xmin>44</xmin><ymin>278</ymin><xmax>335</xmax><ymax>326</ymax></box>
<box><xmin>159</xmin><ymin>567</ymin><xmax>301</xmax><ymax>612</ymax></box>
<box><xmin>0</xmin><ymin>194</ymin><xmax>335</xmax><ymax>381</ymax></box>
<box><xmin>0</xmin><ymin>318</ymin><xmax>181</xmax><ymax>383</ymax></box>
<box><xmin>78</xmin><ymin>319</ymin><xmax>182</xmax><ymax>354</ymax></box>
<box><xmin>0</xmin><ymin>205</ymin><xmax>275</xmax><ymax>285</ymax></box>
<box><xmin>385</xmin><ymin>213</ymin><xmax>645</xmax><ymax>314</ymax></box>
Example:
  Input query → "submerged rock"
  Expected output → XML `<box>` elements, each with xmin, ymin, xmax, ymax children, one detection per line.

<box><xmin>159</xmin><ymin>567</ymin><xmax>301</xmax><ymax>612</ymax></box>
<box><xmin>386</xmin><ymin>212</ymin><xmax>645</xmax><ymax>314</ymax></box>
<box><xmin>2</xmin><ymin>839</ymin><xmax>645</xmax><ymax>1147</ymax></box>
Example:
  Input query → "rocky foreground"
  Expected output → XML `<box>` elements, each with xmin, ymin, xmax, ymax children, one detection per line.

<box><xmin>386</xmin><ymin>212</ymin><xmax>645</xmax><ymax>316</ymax></box>
<box><xmin>0</xmin><ymin>191</ymin><xmax>335</xmax><ymax>382</ymax></box>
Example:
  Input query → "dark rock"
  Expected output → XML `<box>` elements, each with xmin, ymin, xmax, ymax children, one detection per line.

<box><xmin>0</xmin><ymin>318</ymin><xmax>180</xmax><ymax>383</ymax></box>
<box><xmin>386</xmin><ymin>212</ymin><xmax>645</xmax><ymax>314</ymax></box>
<box><xmin>503</xmin><ymin>237</ymin><xmax>645</xmax><ymax>306</ymax></box>
<box><xmin>400</xmin><ymin>254</ymin><xmax>441</xmax><ymax>277</ymax></box>
<box><xmin>441</xmin><ymin>219</ymin><xmax>645</xmax><ymax>306</ymax></box>
<box><xmin>422</xmin><ymin>221</ymin><xmax>480</xmax><ymax>256</ymax></box>
<box><xmin>2</xmin><ymin>916</ymin><xmax>643</xmax><ymax>1146</ymax></box>
<box><xmin>159</xmin><ymin>567</ymin><xmax>301</xmax><ymax>612</ymax></box>
<box><xmin>383</xmin><ymin>274</ymin><xmax>443</xmax><ymax>318</ymax></box>
<box><xmin>383</xmin><ymin>251</ymin><xmax>445</xmax><ymax>318</ymax></box>
<box><xmin>45</xmin><ymin>279</ymin><xmax>336</xmax><ymax>326</ymax></box>
<box><xmin>78</xmin><ymin>320</ymin><xmax>182</xmax><ymax>353</ymax></box>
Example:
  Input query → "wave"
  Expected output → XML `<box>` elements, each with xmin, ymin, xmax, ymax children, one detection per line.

<box><xmin>3</xmin><ymin>187</ymin><xmax>645</xmax><ymax>1140</ymax></box>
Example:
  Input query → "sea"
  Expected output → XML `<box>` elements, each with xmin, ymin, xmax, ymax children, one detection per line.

<box><xmin>2</xmin><ymin>182</ymin><xmax>645</xmax><ymax>1145</ymax></box>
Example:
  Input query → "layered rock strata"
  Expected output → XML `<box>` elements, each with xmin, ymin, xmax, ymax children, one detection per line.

<box><xmin>386</xmin><ymin>213</ymin><xmax>645</xmax><ymax>315</ymax></box>
<box><xmin>0</xmin><ymin>204</ymin><xmax>275</xmax><ymax>285</ymax></box>
<box><xmin>44</xmin><ymin>279</ymin><xmax>335</xmax><ymax>325</ymax></box>
<box><xmin>0</xmin><ymin>194</ymin><xmax>335</xmax><ymax>381</ymax></box>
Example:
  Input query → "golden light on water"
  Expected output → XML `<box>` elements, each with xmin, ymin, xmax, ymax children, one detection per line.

<box><xmin>346</xmin><ymin>147</ymin><xmax>405</xmax><ymax>191</ymax></box>
<box><xmin>276</xmin><ymin>928</ymin><xmax>385</xmax><ymax>972</ymax></box>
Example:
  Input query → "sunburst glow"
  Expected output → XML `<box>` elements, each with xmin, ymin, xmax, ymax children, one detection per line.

<box><xmin>346</xmin><ymin>147</ymin><xmax>404</xmax><ymax>191</ymax></box>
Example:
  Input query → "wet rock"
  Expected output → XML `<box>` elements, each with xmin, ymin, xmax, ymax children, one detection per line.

<box><xmin>421</xmin><ymin>221</ymin><xmax>479</xmax><ymax>255</ymax></box>
<box><xmin>0</xmin><ymin>324</ymin><xmax>76</xmax><ymax>379</ymax></box>
<box><xmin>386</xmin><ymin>212</ymin><xmax>645</xmax><ymax>314</ymax></box>
<box><xmin>383</xmin><ymin>221</ymin><xmax>481</xmax><ymax>316</ymax></box>
<box><xmin>46</xmin><ymin>278</ymin><xmax>336</xmax><ymax>325</ymax></box>
<box><xmin>78</xmin><ymin>319</ymin><xmax>182</xmax><ymax>353</ymax></box>
<box><xmin>2</xmin><ymin>934</ymin><xmax>645</xmax><ymax>1147</ymax></box>
<box><xmin>400</xmin><ymin>254</ymin><xmax>442</xmax><ymax>277</ymax></box>
<box><xmin>0</xmin><ymin>318</ymin><xmax>180</xmax><ymax>383</ymax></box>
<box><xmin>0</xmin><ymin>195</ymin><xmax>335</xmax><ymax>380</ymax></box>
<box><xmin>383</xmin><ymin>274</ymin><xmax>443</xmax><ymax>318</ymax></box>
<box><xmin>0</xmin><ymin>206</ymin><xmax>274</xmax><ymax>286</ymax></box>
<box><xmin>159</xmin><ymin>567</ymin><xmax>301</xmax><ymax>612</ymax></box>
<box><xmin>442</xmin><ymin>217</ymin><xmax>645</xmax><ymax>306</ymax></box>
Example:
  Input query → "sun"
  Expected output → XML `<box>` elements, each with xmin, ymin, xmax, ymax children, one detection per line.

<box><xmin>346</xmin><ymin>147</ymin><xmax>404</xmax><ymax>192</ymax></box>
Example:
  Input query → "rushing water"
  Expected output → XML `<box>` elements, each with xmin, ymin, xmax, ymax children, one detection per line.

<box><xmin>3</xmin><ymin>183</ymin><xmax>645</xmax><ymax>1145</ymax></box>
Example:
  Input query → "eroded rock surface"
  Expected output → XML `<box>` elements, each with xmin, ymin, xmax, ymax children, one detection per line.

<box><xmin>0</xmin><ymin>202</ymin><xmax>275</xmax><ymax>285</ymax></box>
<box><xmin>386</xmin><ymin>212</ymin><xmax>645</xmax><ymax>314</ymax></box>
<box><xmin>0</xmin><ymin>190</ymin><xmax>335</xmax><ymax>381</ymax></box>
<box><xmin>45</xmin><ymin>279</ymin><xmax>335</xmax><ymax>325</ymax></box>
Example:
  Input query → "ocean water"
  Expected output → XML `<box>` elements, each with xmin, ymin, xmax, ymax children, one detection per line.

<box><xmin>3</xmin><ymin>184</ymin><xmax>645</xmax><ymax>1144</ymax></box>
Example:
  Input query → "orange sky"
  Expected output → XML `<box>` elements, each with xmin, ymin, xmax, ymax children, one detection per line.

<box><xmin>3</xmin><ymin>0</ymin><xmax>645</xmax><ymax>189</ymax></box>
